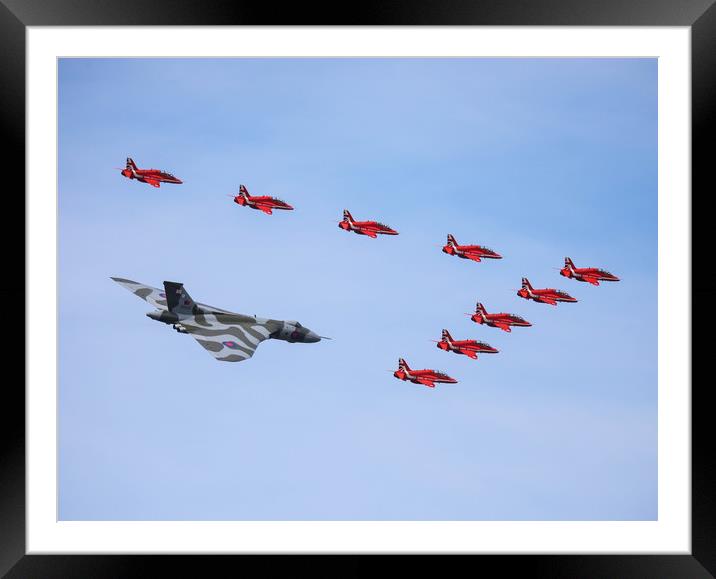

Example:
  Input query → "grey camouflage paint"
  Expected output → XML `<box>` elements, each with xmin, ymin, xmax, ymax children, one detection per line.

<box><xmin>111</xmin><ymin>277</ymin><xmax>322</xmax><ymax>362</ymax></box>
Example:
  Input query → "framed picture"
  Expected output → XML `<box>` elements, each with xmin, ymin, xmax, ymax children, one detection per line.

<box><xmin>4</xmin><ymin>0</ymin><xmax>713</xmax><ymax>576</ymax></box>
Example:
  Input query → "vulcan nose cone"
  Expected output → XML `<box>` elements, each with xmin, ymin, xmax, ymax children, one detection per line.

<box><xmin>305</xmin><ymin>331</ymin><xmax>321</xmax><ymax>343</ymax></box>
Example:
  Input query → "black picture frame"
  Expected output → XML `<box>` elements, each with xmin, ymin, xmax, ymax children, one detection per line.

<box><xmin>2</xmin><ymin>1</ymin><xmax>712</xmax><ymax>576</ymax></box>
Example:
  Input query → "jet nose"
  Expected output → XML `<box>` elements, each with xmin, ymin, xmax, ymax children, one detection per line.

<box><xmin>305</xmin><ymin>331</ymin><xmax>321</xmax><ymax>343</ymax></box>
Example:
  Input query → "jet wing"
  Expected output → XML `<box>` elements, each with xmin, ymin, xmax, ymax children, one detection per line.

<box><xmin>464</xmin><ymin>253</ymin><xmax>482</xmax><ymax>262</ymax></box>
<box><xmin>363</xmin><ymin>230</ymin><xmax>378</xmax><ymax>238</ymax></box>
<box><xmin>539</xmin><ymin>297</ymin><xmax>557</xmax><ymax>305</ymax></box>
<box><xmin>178</xmin><ymin>317</ymin><xmax>272</xmax><ymax>362</ymax></box>
<box><xmin>494</xmin><ymin>323</ymin><xmax>512</xmax><ymax>332</ymax></box>
<box><xmin>256</xmin><ymin>205</ymin><xmax>274</xmax><ymax>215</ymax></box>
<box><xmin>582</xmin><ymin>276</ymin><xmax>600</xmax><ymax>286</ymax></box>
<box><xmin>111</xmin><ymin>277</ymin><xmax>168</xmax><ymax>310</ymax></box>
<box><xmin>416</xmin><ymin>378</ymin><xmax>436</xmax><ymax>388</ymax></box>
<box><xmin>144</xmin><ymin>178</ymin><xmax>161</xmax><ymax>188</ymax></box>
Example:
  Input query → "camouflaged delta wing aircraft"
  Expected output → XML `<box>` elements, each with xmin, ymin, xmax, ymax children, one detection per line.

<box><xmin>111</xmin><ymin>277</ymin><xmax>327</xmax><ymax>362</ymax></box>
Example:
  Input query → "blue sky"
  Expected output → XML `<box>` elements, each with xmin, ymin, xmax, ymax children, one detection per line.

<box><xmin>58</xmin><ymin>58</ymin><xmax>657</xmax><ymax>520</ymax></box>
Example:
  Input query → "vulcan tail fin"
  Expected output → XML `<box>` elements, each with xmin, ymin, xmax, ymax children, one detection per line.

<box><xmin>163</xmin><ymin>281</ymin><xmax>197</xmax><ymax>315</ymax></box>
<box><xmin>126</xmin><ymin>157</ymin><xmax>138</xmax><ymax>171</ymax></box>
<box><xmin>343</xmin><ymin>209</ymin><xmax>354</xmax><ymax>223</ymax></box>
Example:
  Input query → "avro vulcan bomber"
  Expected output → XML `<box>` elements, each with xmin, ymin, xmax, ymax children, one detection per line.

<box><xmin>111</xmin><ymin>277</ymin><xmax>326</xmax><ymax>362</ymax></box>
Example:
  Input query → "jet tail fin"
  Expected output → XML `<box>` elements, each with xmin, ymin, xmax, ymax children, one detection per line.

<box><xmin>476</xmin><ymin>302</ymin><xmax>487</xmax><ymax>315</ymax></box>
<box><xmin>522</xmin><ymin>277</ymin><xmax>533</xmax><ymax>290</ymax></box>
<box><xmin>565</xmin><ymin>257</ymin><xmax>575</xmax><ymax>268</ymax></box>
<box><xmin>343</xmin><ymin>209</ymin><xmax>354</xmax><ymax>223</ymax></box>
<box><xmin>398</xmin><ymin>357</ymin><xmax>410</xmax><ymax>371</ymax></box>
<box><xmin>163</xmin><ymin>281</ymin><xmax>197</xmax><ymax>315</ymax></box>
<box><xmin>447</xmin><ymin>233</ymin><xmax>457</xmax><ymax>246</ymax></box>
<box><xmin>126</xmin><ymin>157</ymin><xmax>138</xmax><ymax>170</ymax></box>
<box><xmin>239</xmin><ymin>184</ymin><xmax>250</xmax><ymax>197</ymax></box>
<box><xmin>441</xmin><ymin>329</ymin><xmax>453</xmax><ymax>342</ymax></box>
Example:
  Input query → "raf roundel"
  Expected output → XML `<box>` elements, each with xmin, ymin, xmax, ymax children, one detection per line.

<box><xmin>222</xmin><ymin>341</ymin><xmax>241</xmax><ymax>350</ymax></box>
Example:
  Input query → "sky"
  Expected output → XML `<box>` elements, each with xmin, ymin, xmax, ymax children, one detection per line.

<box><xmin>58</xmin><ymin>58</ymin><xmax>657</xmax><ymax>521</ymax></box>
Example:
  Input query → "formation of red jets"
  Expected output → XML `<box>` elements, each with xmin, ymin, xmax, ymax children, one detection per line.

<box><xmin>395</xmin><ymin>255</ymin><xmax>619</xmax><ymax>387</ymax></box>
<box><xmin>119</xmin><ymin>157</ymin><xmax>620</xmax><ymax>389</ymax></box>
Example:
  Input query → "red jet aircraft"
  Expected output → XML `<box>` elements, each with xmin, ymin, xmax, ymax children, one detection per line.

<box><xmin>393</xmin><ymin>358</ymin><xmax>457</xmax><ymax>388</ymax></box>
<box><xmin>517</xmin><ymin>277</ymin><xmax>577</xmax><ymax>306</ymax></box>
<box><xmin>435</xmin><ymin>329</ymin><xmax>498</xmax><ymax>360</ymax></box>
<box><xmin>339</xmin><ymin>210</ymin><xmax>398</xmax><ymax>238</ymax></box>
<box><xmin>232</xmin><ymin>184</ymin><xmax>294</xmax><ymax>215</ymax></box>
<box><xmin>120</xmin><ymin>157</ymin><xmax>183</xmax><ymax>188</ymax></box>
<box><xmin>560</xmin><ymin>257</ymin><xmax>620</xmax><ymax>286</ymax></box>
<box><xmin>469</xmin><ymin>302</ymin><xmax>532</xmax><ymax>332</ymax></box>
<box><xmin>442</xmin><ymin>234</ymin><xmax>502</xmax><ymax>262</ymax></box>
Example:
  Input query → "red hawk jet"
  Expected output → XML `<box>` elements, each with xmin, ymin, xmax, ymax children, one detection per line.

<box><xmin>435</xmin><ymin>329</ymin><xmax>498</xmax><ymax>360</ymax></box>
<box><xmin>442</xmin><ymin>234</ymin><xmax>502</xmax><ymax>262</ymax></box>
<box><xmin>469</xmin><ymin>302</ymin><xmax>532</xmax><ymax>332</ymax></box>
<box><xmin>339</xmin><ymin>210</ymin><xmax>398</xmax><ymax>238</ymax></box>
<box><xmin>517</xmin><ymin>277</ymin><xmax>577</xmax><ymax>306</ymax></box>
<box><xmin>560</xmin><ymin>257</ymin><xmax>620</xmax><ymax>286</ymax></box>
<box><xmin>393</xmin><ymin>358</ymin><xmax>457</xmax><ymax>389</ymax></box>
<box><xmin>233</xmin><ymin>184</ymin><xmax>294</xmax><ymax>215</ymax></box>
<box><xmin>120</xmin><ymin>157</ymin><xmax>183</xmax><ymax>188</ymax></box>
